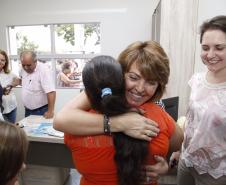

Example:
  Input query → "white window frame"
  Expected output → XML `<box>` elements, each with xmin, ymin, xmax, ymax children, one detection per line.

<box><xmin>7</xmin><ymin>23</ymin><xmax>100</xmax><ymax>89</ymax></box>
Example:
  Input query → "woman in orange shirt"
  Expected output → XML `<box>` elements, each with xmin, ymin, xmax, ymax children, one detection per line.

<box><xmin>61</xmin><ymin>41</ymin><xmax>183</xmax><ymax>185</ymax></box>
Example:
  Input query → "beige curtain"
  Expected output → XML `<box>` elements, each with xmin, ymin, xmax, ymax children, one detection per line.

<box><xmin>160</xmin><ymin>0</ymin><xmax>199</xmax><ymax>116</ymax></box>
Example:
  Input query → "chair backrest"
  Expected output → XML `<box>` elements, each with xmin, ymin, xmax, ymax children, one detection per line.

<box><xmin>162</xmin><ymin>96</ymin><xmax>179</xmax><ymax>121</ymax></box>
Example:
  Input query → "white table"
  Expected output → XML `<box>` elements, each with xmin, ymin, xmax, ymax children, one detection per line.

<box><xmin>19</xmin><ymin>115</ymin><xmax>74</xmax><ymax>168</ymax></box>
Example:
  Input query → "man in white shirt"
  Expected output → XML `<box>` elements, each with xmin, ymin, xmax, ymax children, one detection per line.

<box><xmin>17</xmin><ymin>51</ymin><xmax>56</xmax><ymax>119</ymax></box>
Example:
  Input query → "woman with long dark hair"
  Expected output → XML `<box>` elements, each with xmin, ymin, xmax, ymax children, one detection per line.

<box><xmin>81</xmin><ymin>55</ymin><xmax>147</xmax><ymax>185</ymax></box>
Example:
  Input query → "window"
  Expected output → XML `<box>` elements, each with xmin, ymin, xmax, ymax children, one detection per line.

<box><xmin>56</xmin><ymin>58</ymin><xmax>87</xmax><ymax>88</ymax></box>
<box><xmin>7</xmin><ymin>23</ymin><xmax>101</xmax><ymax>89</ymax></box>
<box><xmin>8</xmin><ymin>25</ymin><xmax>52</xmax><ymax>55</ymax></box>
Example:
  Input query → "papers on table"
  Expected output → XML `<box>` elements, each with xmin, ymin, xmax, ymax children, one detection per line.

<box><xmin>32</xmin><ymin>123</ymin><xmax>64</xmax><ymax>138</ymax></box>
<box><xmin>21</xmin><ymin>115</ymin><xmax>64</xmax><ymax>138</ymax></box>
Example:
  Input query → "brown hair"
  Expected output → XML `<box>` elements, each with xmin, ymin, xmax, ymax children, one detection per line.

<box><xmin>118</xmin><ymin>40</ymin><xmax>170</xmax><ymax>102</ymax></box>
<box><xmin>61</xmin><ymin>60</ymin><xmax>73</xmax><ymax>71</ymax></box>
<box><xmin>0</xmin><ymin>121</ymin><xmax>29</xmax><ymax>185</ymax></box>
<box><xmin>200</xmin><ymin>15</ymin><xmax>226</xmax><ymax>43</ymax></box>
<box><xmin>0</xmin><ymin>49</ymin><xmax>10</xmax><ymax>74</ymax></box>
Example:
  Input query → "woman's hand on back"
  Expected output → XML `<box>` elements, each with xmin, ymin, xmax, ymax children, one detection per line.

<box><xmin>141</xmin><ymin>156</ymin><xmax>169</xmax><ymax>184</ymax></box>
<box><xmin>110</xmin><ymin>112</ymin><xmax>160</xmax><ymax>141</ymax></box>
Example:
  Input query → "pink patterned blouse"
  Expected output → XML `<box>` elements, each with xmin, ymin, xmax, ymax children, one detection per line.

<box><xmin>181</xmin><ymin>72</ymin><xmax>226</xmax><ymax>179</ymax></box>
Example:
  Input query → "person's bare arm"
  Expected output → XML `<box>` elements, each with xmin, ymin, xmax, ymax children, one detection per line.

<box><xmin>60</xmin><ymin>73</ymin><xmax>82</xmax><ymax>84</ymax></box>
<box><xmin>168</xmin><ymin>117</ymin><xmax>185</xmax><ymax>168</ymax></box>
<box><xmin>12</xmin><ymin>77</ymin><xmax>21</xmax><ymax>86</ymax></box>
<box><xmin>168</xmin><ymin>123</ymin><xmax>183</xmax><ymax>153</ymax></box>
<box><xmin>143</xmin><ymin>156</ymin><xmax>169</xmax><ymax>178</ymax></box>
<box><xmin>143</xmin><ymin>118</ymin><xmax>184</xmax><ymax>179</ymax></box>
<box><xmin>54</xmin><ymin>91</ymin><xmax>106</xmax><ymax>134</ymax></box>
<box><xmin>44</xmin><ymin>91</ymin><xmax>56</xmax><ymax>118</ymax></box>
<box><xmin>53</xmin><ymin>91</ymin><xmax>159</xmax><ymax>140</ymax></box>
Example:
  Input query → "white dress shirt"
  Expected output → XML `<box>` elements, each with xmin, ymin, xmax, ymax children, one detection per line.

<box><xmin>19</xmin><ymin>62</ymin><xmax>55</xmax><ymax>110</ymax></box>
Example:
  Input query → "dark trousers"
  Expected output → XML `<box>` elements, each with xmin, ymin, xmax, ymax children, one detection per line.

<box><xmin>25</xmin><ymin>104</ymin><xmax>48</xmax><ymax>117</ymax></box>
<box><xmin>3</xmin><ymin>108</ymin><xmax>17</xmax><ymax>123</ymax></box>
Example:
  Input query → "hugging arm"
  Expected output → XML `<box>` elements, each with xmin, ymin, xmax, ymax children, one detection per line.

<box><xmin>166</xmin><ymin>123</ymin><xmax>184</xmax><ymax>169</ymax></box>
<box><xmin>54</xmin><ymin>91</ymin><xmax>105</xmax><ymax>135</ymax></box>
<box><xmin>143</xmin><ymin>118</ymin><xmax>184</xmax><ymax>179</ymax></box>
<box><xmin>143</xmin><ymin>155</ymin><xmax>169</xmax><ymax>179</ymax></box>
<box><xmin>53</xmin><ymin>91</ymin><xmax>159</xmax><ymax>140</ymax></box>
<box><xmin>168</xmin><ymin>122</ymin><xmax>183</xmax><ymax>154</ymax></box>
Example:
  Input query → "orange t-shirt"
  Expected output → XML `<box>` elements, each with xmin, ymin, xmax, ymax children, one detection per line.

<box><xmin>64</xmin><ymin>102</ymin><xmax>175</xmax><ymax>185</ymax></box>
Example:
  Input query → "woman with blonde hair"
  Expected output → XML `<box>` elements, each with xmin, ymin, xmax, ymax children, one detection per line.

<box><xmin>0</xmin><ymin>121</ymin><xmax>29</xmax><ymax>185</ymax></box>
<box><xmin>55</xmin><ymin>41</ymin><xmax>183</xmax><ymax>185</ymax></box>
<box><xmin>0</xmin><ymin>49</ymin><xmax>18</xmax><ymax>123</ymax></box>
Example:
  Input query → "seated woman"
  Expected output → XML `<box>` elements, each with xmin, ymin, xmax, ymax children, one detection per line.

<box><xmin>0</xmin><ymin>120</ymin><xmax>29</xmax><ymax>185</ymax></box>
<box><xmin>57</xmin><ymin>60</ymin><xmax>82</xmax><ymax>87</ymax></box>
<box><xmin>63</xmin><ymin>42</ymin><xmax>183</xmax><ymax>185</ymax></box>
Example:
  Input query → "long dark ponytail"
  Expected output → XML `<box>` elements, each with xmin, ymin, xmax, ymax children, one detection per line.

<box><xmin>83</xmin><ymin>55</ymin><xmax>149</xmax><ymax>185</ymax></box>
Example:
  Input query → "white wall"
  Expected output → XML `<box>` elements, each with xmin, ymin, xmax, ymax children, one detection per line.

<box><xmin>194</xmin><ymin>0</ymin><xmax>226</xmax><ymax>73</ymax></box>
<box><xmin>0</xmin><ymin>0</ymin><xmax>160</xmax><ymax>121</ymax></box>
<box><xmin>159</xmin><ymin>0</ymin><xmax>199</xmax><ymax>116</ymax></box>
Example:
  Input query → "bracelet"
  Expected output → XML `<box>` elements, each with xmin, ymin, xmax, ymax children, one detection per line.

<box><xmin>103</xmin><ymin>115</ymin><xmax>111</xmax><ymax>135</ymax></box>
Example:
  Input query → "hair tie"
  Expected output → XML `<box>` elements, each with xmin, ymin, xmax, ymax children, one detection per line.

<box><xmin>101</xmin><ymin>88</ymin><xmax>112</xmax><ymax>98</ymax></box>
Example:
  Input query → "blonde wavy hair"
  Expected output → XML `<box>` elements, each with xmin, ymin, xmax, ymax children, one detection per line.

<box><xmin>118</xmin><ymin>40</ymin><xmax>170</xmax><ymax>102</ymax></box>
